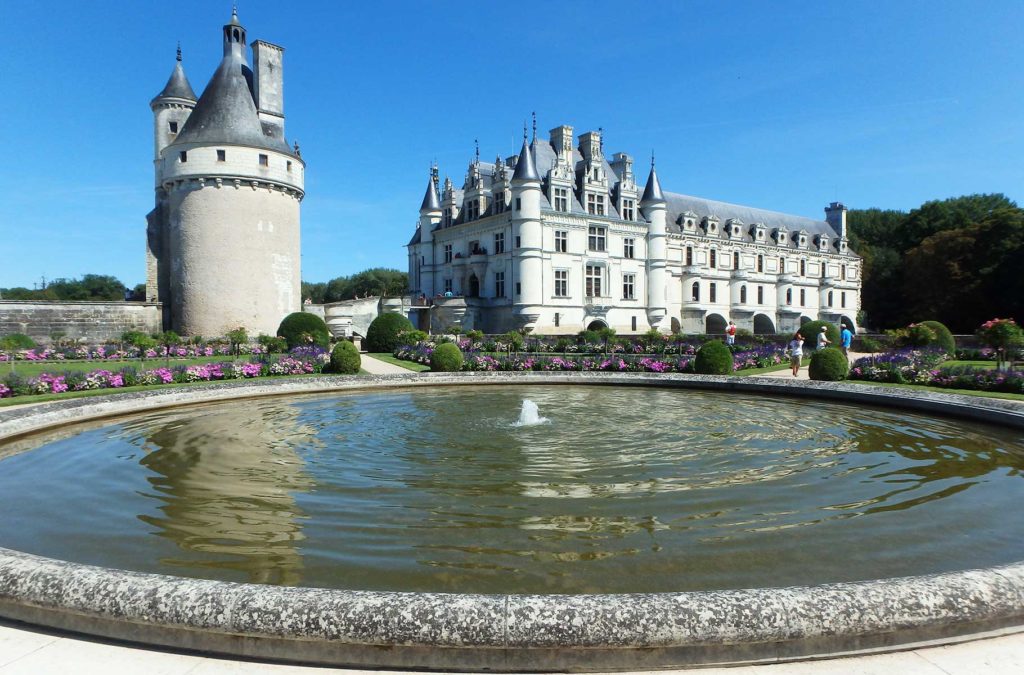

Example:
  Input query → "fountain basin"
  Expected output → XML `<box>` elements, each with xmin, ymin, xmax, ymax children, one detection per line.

<box><xmin>1</xmin><ymin>373</ymin><xmax>1024</xmax><ymax>671</ymax></box>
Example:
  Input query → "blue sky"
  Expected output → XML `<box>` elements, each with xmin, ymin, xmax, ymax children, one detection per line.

<box><xmin>1</xmin><ymin>1</ymin><xmax>1022</xmax><ymax>290</ymax></box>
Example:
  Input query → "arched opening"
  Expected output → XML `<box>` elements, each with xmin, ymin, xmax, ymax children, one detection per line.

<box><xmin>670</xmin><ymin>317</ymin><xmax>681</xmax><ymax>333</ymax></box>
<box><xmin>691</xmin><ymin>282</ymin><xmax>700</xmax><ymax>302</ymax></box>
<box><xmin>740</xmin><ymin>285</ymin><xmax>747</xmax><ymax>304</ymax></box>
<box><xmin>799</xmin><ymin>315</ymin><xmax>814</xmax><ymax>328</ymax></box>
<box><xmin>839</xmin><ymin>315</ymin><xmax>857</xmax><ymax>331</ymax></box>
<box><xmin>705</xmin><ymin>313</ymin><xmax>727</xmax><ymax>335</ymax></box>
<box><xmin>468</xmin><ymin>275</ymin><xmax>480</xmax><ymax>298</ymax></box>
<box><xmin>586</xmin><ymin>319</ymin><xmax>608</xmax><ymax>331</ymax></box>
<box><xmin>753</xmin><ymin>314</ymin><xmax>776</xmax><ymax>335</ymax></box>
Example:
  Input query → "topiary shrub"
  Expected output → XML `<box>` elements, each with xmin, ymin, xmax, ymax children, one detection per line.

<box><xmin>430</xmin><ymin>342</ymin><xmax>463</xmax><ymax>372</ymax></box>
<box><xmin>798</xmin><ymin>320</ymin><xmax>840</xmax><ymax>348</ymax></box>
<box><xmin>365</xmin><ymin>313</ymin><xmax>414</xmax><ymax>353</ymax></box>
<box><xmin>809</xmin><ymin>347</ymin><xmax>849</xmax><ymax>381</ymax></box>
<box><xmin>276</xmin><ymin>312</ymin><xmax>331</xmax><ymax>349</ymax></box>
<box><xmin>329</xmin><ymin>340</ymin><xmax>361</xmax><ymax>374</ymax></box>
<box><xmin>0</xmin><ymin>333</ymin><xmax>36</xmax><ymax>350</ymax></box>
<box><xmin>694</xmin><ymin>339</ymin><xmax>734</xmax><ymax>374</ymax></box>
<box><xmin>919</xmin><ymin>320</ymin><xmax>956</xmax><ymax>354</ymax></box>
<box><xmin>502</xmin><ymin>331</ymin><xmax>525</xmax><ymax>351</ymax></box>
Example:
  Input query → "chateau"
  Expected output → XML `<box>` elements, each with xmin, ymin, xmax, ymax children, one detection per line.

<box><xmin>147</xmin><ymin>10</ymin><xmax>304</xmax><ymax>337</ymax></box>
<box><xmin>408</xmin><ymin>125</ymin><xmax>861</xmax><ymax>335</ymax></box>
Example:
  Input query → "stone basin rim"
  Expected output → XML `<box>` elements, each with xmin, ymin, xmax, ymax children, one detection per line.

<box><xmin>1</xmin><ymin>372</ymin><xmax>1024</xmax><ymax>671</ymax></box>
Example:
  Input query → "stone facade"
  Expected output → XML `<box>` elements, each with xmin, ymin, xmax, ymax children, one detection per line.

<box><xmin>147</xmin><ymin>10</ymin><xmax>304</xmax><ymax>338</ymax></box>
<box><xmin>0</xmin><ymin>301</ymin><xmax>162</xmax><ymax>345</ymax></box>
<box><xmin>408</xmin><ymin>125</ymin><xmax>862</xmax><ymax>335</ymax></box>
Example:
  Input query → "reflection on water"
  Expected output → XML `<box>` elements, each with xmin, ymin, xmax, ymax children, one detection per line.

<box><xmin>0</xmin><ymin>386</ymin><xmax>1023</xmax><ymax>593</ymax></box>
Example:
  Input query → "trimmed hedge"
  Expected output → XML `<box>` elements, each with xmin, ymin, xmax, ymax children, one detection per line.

<box><xmin>919</xmin><ymin>320</ymin><xmax>956</xmax><ymax>354</ymax></box>
<box><xmin>366</xmin><ymin>313</ymin><xmax>414</xmax><ymax>353</ymax></box>
<box><xmin>694</xmin><ymin>339</ymin><xmax>734</xmax><ymax>374</ymax></box>
<box><xmin>329</xmin><ymin>340</ymin><xmax>361</xmax><ymax>374</ymax></box>
<box><xmin>809</xmin><ymin>347</ymin><xmax>848</xmax><ymax>381</ymax></box>
<box><xmin>430</xmin><ymin>342</ymin><xmax>463</xmax><ymax>372</ymax></box>
<box><xmin>277</xmin><ymin>312</ymin><xmax>330</xmax><ymax>349</ymax></box>
<box><xmin>799</xmin><ymin>320</ymin><xmax>840</xmax><ymax>348</ymax></box>
<box><xmin>0</xmin><ymin>333</ymin><xmax>37</xmax><ymax>350</ymax></box>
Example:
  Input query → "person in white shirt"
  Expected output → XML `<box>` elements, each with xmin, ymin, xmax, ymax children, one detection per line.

<box><xmin>816</xmin><ymin>325</ymin><xmax>830</xmax><ymax>351</ymax></box>
<box><xmin>787</xmin><ymin>332</ymin><xmax>804</xmax><ymax>376</ymax></box>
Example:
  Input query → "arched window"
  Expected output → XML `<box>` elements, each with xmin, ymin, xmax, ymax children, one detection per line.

<box><xmin>757</xmin><ymin>254</ymin><xmax>764</xmax><ymax>272</ymax></box>
<box><xmin>710</xmin><ymin>249</ymin><xmax>717</xmax><ymax>268</ymax></box>
<box><xmin>740</xmin><ymin>285</ymin><xmax>747</xmax><ymax>304</ymax></box>
<box><xmin>733</xmin><ymin>251</ymin><xmax>740</xmax><ymax>269</ymax></box>
<box><xmin>786</xmin><ymin>288</ymin><xmax>792</xmax><ymax>305</ymax></box>
<box><xmin>828</xmin><ymin>290</ymin><xmax>834</xmax><ymax>307</ymax></box>
<box><xmin>691</xmin><ymin>282</ymin><xmax>700</xmax><ymax>302</ymax></box>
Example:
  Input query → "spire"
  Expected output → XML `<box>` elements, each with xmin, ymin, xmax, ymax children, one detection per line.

<box><xmin>640</xmin><ymin>155</ymin><xmax>666</xmax><ymax>205</ymax></box>
<box><xmin>420</xmin><ymin>169</ymin><xmax>441</xmax><ymax>212</ymax></box>
<box><xmin>512</xmin><ymin>137</ymin><xmax>539</xmax><ymax>182</ymax></box>
<box><xmin>532</xmin><ymin>111</ymin><xmax>537</xmax><ymax>143</ymax></box>
<box><xmin>153</xmin><ymin>46</ymin><xmax>197</xmax><ymax>102</ymax></box>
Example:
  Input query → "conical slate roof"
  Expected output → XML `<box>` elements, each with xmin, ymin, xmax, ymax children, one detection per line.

<box><xmin>511</xmin><ymin>138</ymin><xmax>540</xmax><ymax>182</ymax></box>
<box><xmin>154</xmin><ymin>60</ymin><xmax>197</xmax><ymax>102</ymax></box>
<box><xmin>640</xmin><ymin>164</ymin><xmax>666</xmax><ymax>205</ymax></box>
<box><xmin>171</xmin><ymin>47</ymin><xmax>291</xmax><ymax>153</ymax></box>
<box><xmin>420</xmin><ymin>176</ymin><xmax>441</xmax><ymax>212</ymax></box>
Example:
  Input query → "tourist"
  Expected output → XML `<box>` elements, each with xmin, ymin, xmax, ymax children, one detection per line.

<box><xmin>840</xmin><ymin>324</ymin><xmax>853</xmax><ymax>356</ymax></box>
<box><xmin>726</xmin><ymin>321</ymin><xmax>737</xmax><ymax>345</ymax></box>
<box><xmin>816</xmin><ymin>325</ymin><xmax>830</xmax><ymax>351</ymax></box>
<box><xmin>787</xmin><ymin>332</ymin><xmax>804</xmax><ymax>377</ymax></box>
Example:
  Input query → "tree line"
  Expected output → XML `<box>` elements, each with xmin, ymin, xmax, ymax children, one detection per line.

<box><xmin>301</xmin><ymin>268</ymin><xmax>407</xmax><ymax>304</ymax></box>
<box><xmin>849</xmin><ymin>193</ymin><xmax>1023</xmax><ymax>332</ymax></box>
<box><xmin>1</xmin><ymin>275</ymin><xmax>145</xmax><ymax>302</ymax></box>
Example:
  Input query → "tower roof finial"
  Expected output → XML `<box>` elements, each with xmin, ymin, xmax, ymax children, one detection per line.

<box><xmin>651</xmin><ymin>149</ymin><xmax>655</xmax><ymax>168</ymax></box>
<box><xmin>176</xmin><ymin>41</ymin><xmax>182</xmax><ymax>62</ymax></box>
<box><xmin>532</xmin><ymin>111</ymin><xmax>537</xmax><ymax>143</ymax></box>
<box><xmin>474</xmin><ymin>138</ymin><xmax>479</xmax><ymax>164</ymax></box>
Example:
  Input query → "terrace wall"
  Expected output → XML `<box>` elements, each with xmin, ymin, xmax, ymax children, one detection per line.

<box><xmin>0</xmin><ymin>301</ymin><xmax>163</xmax><ymax>345</ymax></box>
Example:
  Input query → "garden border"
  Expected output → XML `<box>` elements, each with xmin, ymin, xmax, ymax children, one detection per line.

<box><xmin>2</xmin><ymin>373</ymin><xmax>1024</xmax><ymax>672</ymax></box>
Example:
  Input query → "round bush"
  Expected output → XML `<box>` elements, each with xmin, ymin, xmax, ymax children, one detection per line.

<box><xmin>276</xmin><ymin>312</ymin><xmax>330</xmax><ymax>349</ymax></box>
<box><xmin>694</xmin><ymin>339</ymin><xmax>734</xmax><ymax>375</ymax></box>
<box><xmin>430</xmin><ymin>342</ymin><xmax>463</xmax><ymax>372</ymax></box>
<box><xmin>365</xmin><ymin>313</ymin><xmax>414</xmax><ymax>353</ymax></box>
<box><xmin>0</xmin><ymin>333</ymin><xmax>36</xmax><ymax>350</ymax></box>
<box><xmin>919</xmin><ymin>320</ymin><xmax>956</xmax><ymax>353</ymax></box>
<box><xmin>329</xmin><ymin>340</ymin><xmax>361</xmax><ymax>374</ymax></box>
<box><xmin>798</xmin><ymin>320</ymin><xmax>840</xmax><ymax>348</ymax></box>
<box><xmin>809</xmin><ymin>347</ymin><xmax>849</xmax><ymax>381</ymax></box>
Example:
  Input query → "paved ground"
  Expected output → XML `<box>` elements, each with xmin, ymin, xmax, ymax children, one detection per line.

<box><xmin>1</xmin><ymin>619</ymin><xmax>1022</xmax><ymax>674</ymax></box>
<box><xmin>358</xmin><ymin>353</ymin><xmax>415</xmax><ymax>375</ymax></box>
<box><xmin>758</xmin><ymin>350</ymin><xmax>867</xmax><ymax>381</ymax></box>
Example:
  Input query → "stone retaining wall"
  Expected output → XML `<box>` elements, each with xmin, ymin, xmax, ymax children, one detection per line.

<box><xmin>1</xmin><ymin>374</ymin><xmax>1023</xmax><ymax>671</ymax></box>
<box><xmin>0</xmin><ymin>301</ymin><xmax>162</xmax><ymax>345</ymax></box>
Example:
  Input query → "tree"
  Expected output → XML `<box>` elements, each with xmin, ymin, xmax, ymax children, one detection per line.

<box><xmin>303</xmin><ymin>268</ymin><xmax>409</xmax><ymax>304</ymax></box>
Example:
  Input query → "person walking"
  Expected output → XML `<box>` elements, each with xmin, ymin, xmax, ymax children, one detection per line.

<box><xmin>816</xmin><ymin>325</ymin><xmax>830</xmax><ymax>351</ymax></box>
<box><xmin>840</xmin><ymin>324</ymin><xmax>853</xmax><ymax>356</ymax></box>
<box><xmin>787</xmin><ymin>332</ymin><xmax>804</xmax><ymax>377</ymax></box>
<box><xmin>726</xmin><ymin>321</ymin><xmax>737</xmax><ymax>346</ymax></box>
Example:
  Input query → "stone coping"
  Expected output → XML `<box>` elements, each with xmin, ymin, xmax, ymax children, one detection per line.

<box><xmin>1</xmin><ymin>373</ymin><xmax>1024</xmax><ymax>671</ymax></box>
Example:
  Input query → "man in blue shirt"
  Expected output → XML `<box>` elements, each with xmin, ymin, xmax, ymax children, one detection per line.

<box><xmin>840</xmin><ymin>325</ymin><xmax>853</xmax><ymax>356</ymax></box>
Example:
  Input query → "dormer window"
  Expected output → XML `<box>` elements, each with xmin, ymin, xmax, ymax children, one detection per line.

<box><xmin>587</xmin><ymin>194</ymin><xmax>605</xmax><ymax>216</ymax></box>
<box><xmin>495</xmin><ymin>191</ymin><xmax>506</xmax><ymax>214</ymax></box>
<box><xmin>622</xmin><ymin>198</ymin><xmax>635</xmax><ymax>221</ymax></box>
<box><xmin>553</xmin><ymin>187</ymin><xmax>569</xmax><ymax>212</ymax></box>
<box><xmin>442</xmin><ymin>208</ymin><xmax>452</xmax><ymax>228</ymax></box>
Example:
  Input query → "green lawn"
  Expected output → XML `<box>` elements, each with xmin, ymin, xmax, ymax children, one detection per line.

<box><xmin>850</xmin><ymin>379</ymin><xmax>1024</xmax><ymax>402</ymax></box>
<box><xmin>368</xmin><ymin>353</ymin><xmax>431</xmax><ymax>372</ymax></box>
<box><xmin>1</xmin><ymin>356</ymin><xmax>252</xmax><ymax>379</ymax></box>
<box><xmin>940</xmin><ymin>360</ymin><xmax>996</xmax><ymax>371</ymax></box>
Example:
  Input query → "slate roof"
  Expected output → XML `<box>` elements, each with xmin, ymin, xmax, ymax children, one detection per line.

<box><xmin>663</xmin><ymin>192</ymin><xmax>837</xmax><ymax>242</ymax></box>
<box><xmin>153</xmin><ymin>60</ymin><xmax>197</xmax><ymax>102</ymax></box>
<box><xmin>170</xmin><ymin>42</ymin><xmax>292</xmax><ymax>154</ymax></box>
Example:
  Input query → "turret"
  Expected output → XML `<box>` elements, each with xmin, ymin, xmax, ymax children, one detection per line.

<box><xmin>150</xmin><ymin>45</ymin><xmax>197</xmax><ymax>166</ymax></box>
<box><xmin>416</xmin><ymin>167</ymin><xmax>441</xmax><ymax>296</ymax></box>
<box><xmin>511</xmin><ymin>136</ymin><xmax>542</xmax><ymax>329</ymax></box>
<box><xmin>640</xmin><ymin>159</ymin><xmax>668</xmax><ymax>331</ymax></box>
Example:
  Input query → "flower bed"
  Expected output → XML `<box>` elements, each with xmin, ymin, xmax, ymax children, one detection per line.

<box><xmin>394</xmin><ymin>339</ymin><xmax>785</xmax><ymax>374</ymax></box>
<box><xmin>0</xmin><ymin>348</ymin><xmax>329</xmax><ymax>400</ymax></box>
<box><xmin>0</xmin><ymin>342</ymin><xmax>274</xmax><ymax>363</ymax></box>
<box><xmin>849</xmin><ymin>349</ymin><xmax>1024</xmax><ymax>394</ymax></box>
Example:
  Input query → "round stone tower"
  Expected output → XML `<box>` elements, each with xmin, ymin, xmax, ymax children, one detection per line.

<box><xmin>149</xmin><ymin>9</ymin><xmax>305</xmax><ymax>338</ymax></box>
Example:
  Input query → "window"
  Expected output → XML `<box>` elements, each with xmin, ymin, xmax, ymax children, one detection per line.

<box><xmin>800</xmin><ymin>289</ymin><xmax>806</xmax><ymax>306</ymax></box>
<box><xmin>555</xmin><ymin>312</ymin><xmax>560</xmax><ymax>327</ymax></box>
<box><xmin>622</xmin><ymin>199</ymin><xmax>635</xmax><ymax>221</ymax></box>
<box><xmin>623</xmin><ymin>238</ymin><xmax>634</xmax><ymax>259</ymax></box>
<box><xmin>800</xmin><ymin>259</ymin><xmax>806</xmax><ymax>277</ymax></box>
<box><xmin>442</xmin><ymin>208</ymin><xmax>452</xmax><ymax>228</ymax></box>
<box><xmin>495</xmin><ymin>272</ymin><xmax>505</xmax><ymax>298</ymax></box>
<box><xmin>757</xmin><ymin>285</ymin><xmax>764</xmax><ymax>304</ymax></box>
<box><xmin>587</xmin><ymin>193</ymin><xmax>605</xmax><ymax>215</ymax></box>
<box><xmin>779</xmin><ymin>256</ymin><xmax>785</xmax><ymax>274</ymax></box>
<box><xmin>494</xmin><ymin>232</ymin><xmax>505</xmax><ymax>254</ymax></box>
<box><xmin>178</xmin><ymin>150</ymin><xmax>187</xmax><ymax>163</ymax></box>
<box><xmin>623</xmin><ymin>273</ymin><xmax>635</xmax><ymax>300</ymax></box>
<box><xmin>516</xmin><ymin>282</ymin><xmax>521</xmax><ymax>295</ymax></box>
<box><xmin>632</xmin><ymin>316</ymin><xmax>637</xmax><ymax>331</ymax></box>
<box><xmin>709</xmin><ymin>283</ymin><xmax>717</xmax><ymax>303</ymax></box>
<box><xmin>469</xmin><ymin>240</ymin><xmax>481</xmax><ymax>255</ymax></box>
<box><xmin>786</xmin><ymin>288</ymin><xmax>793</xmax><ymax>305</ymax></box>
<box><xmin>691</xmin><ymin>282</ymin><xmax>700</xmax><ymax>301</ymax></box>
<box><xmin>828</xmin><ymin>290</ymin><xmax>834</xmax><ymax>307</ymax></box>
<box><xmin>217</xmin><ymin>149</ymin><xmax>226</xmax><ymax>162</ymax></box>
<box><xmin>733</xmin><ymin>251</ymin><xmax>740</xmax><ymax>269</ymax></box>
<box><xmin>554</xmin><ymin>187</ymin><xmax>569</xmax><ymax>212</ymax></box>
<box><xmin>709</xmin><ymin>249</ymin><xmax>717</xmax><ymax>268</ymax></box>
<box><xmin>495</xmin><ymin>192</ymin><xmax>506</xmax><ymax>213</ymax></box>
<box><xmin>465</xmin><ymin>200</ymin><xmax>479</xmax><ymax>221</ymax></box>
<box><xmin>259</xmin><ymin>154</ymin><xmax>269</xmax><ymax>167</ymax></box>
<box><xmin>585</xmin><ymin>264</ymin><xmax>603</xmax><ymax>297</ymax></box>
<box><xmin>740</xmin><ymin>285</ymin><xmax>747</xmax><ymax>304</ymax></box>
<box><xmin>286</xmin><ymin>160</ymin><xmax>292</xmax><ymax>172</ymax></box>
<box><xmin>588</xmin><ymin>225</ymin><xmax>606</xmax><ymax>251</ymax></box>
<box><xmin>554</xmin><ymin>270</ymin><xmax>568</xmax><ymax>297</ymax></box>
<box><xmin>515</xmin><ymin>198</ymin><xmax>521</xmax><ymax>210</ymax></box>
<box><xmin>168</xmin><ymin>121</ymin><xmax>178</xmax><ymax>134</ymax></box>
<box><xmin>757</xmin><ymin>255</ymin><xmax>764</xmax><ymax>273</ymax></box>
<box><xmin>842</xmin><ymin>264</ymin><xmax>848</xmax><ymax>279</ymax></box>
<box><xmin>555</xmin><ymin>230</ymin><xmax>568</xmax><ymax>253</ymax></box>
<box><xmin>443</xmin><ymin>244</ymin><xmax>452</xmax><ymax>263</ymax></box>
<box><xmin>444</xmin><ymin>278</ymin><xmax>453</xmax><ymax>293</ymax></box>
<box><xmin>515</xmin><ymin>236</ymin><xmax>521</xmax><ymax>248</ymax></box>
<box><xmin>686</xmin><ymin>246</ymin><xmax>693</xmax><ymax>266</ymax></box>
